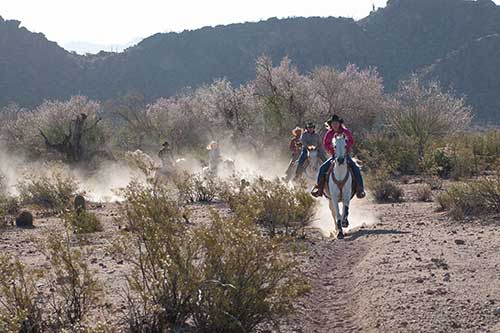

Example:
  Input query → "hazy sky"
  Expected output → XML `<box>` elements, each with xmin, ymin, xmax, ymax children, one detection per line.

<box><xmin>1</xmin><ymin>0</ymin><xmax>391</xmax><ymax>45</ymax></box>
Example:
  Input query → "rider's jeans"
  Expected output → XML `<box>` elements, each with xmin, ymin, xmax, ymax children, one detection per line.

<box><xmin>318</xmin><ymin>155</ymin><xmax>364</xmax><ymax>190</ymax></box>
<box><xmin>297</xmin><ymin>148</ymin><xmax>308</xmax><ymax>169</ymax></box>
<box><xmin>297</xmin><ymin>148</ymin><xmax>327</xmax><ymax>170</ymax></box>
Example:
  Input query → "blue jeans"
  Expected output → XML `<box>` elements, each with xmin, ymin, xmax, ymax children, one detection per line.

<box><xmin>297</xmin><ymin>148</ymin><xmax>326</xmax><ymax>169</ymax></box>
<box><xmin>318</xmin><ymin>155</ymin><xmax>364</xmax><ymax>190</ymax></box>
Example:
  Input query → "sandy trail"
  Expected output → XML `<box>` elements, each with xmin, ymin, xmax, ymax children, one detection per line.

<box><xmin>279</xmin><ymin>182</ymin><xmax>500</xmax><ymax>333</ymax></box>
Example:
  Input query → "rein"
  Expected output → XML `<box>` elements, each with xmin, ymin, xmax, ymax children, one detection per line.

<box><xmin>331</xmin><ymin>167</ymin><xmax>350</xmax><ymax>201</ymax></box>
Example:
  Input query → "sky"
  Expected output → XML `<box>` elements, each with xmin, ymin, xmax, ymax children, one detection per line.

<box><xmin>1</xmin><ymin>0</ymin><xmax>390</xmax><ymax>47</ymax></box>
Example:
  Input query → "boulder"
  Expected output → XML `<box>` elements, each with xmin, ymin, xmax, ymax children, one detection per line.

<box><xmin>16</xmin><ymin>211</ymin><xmax>33</xmax><ymax>228</ymax></box>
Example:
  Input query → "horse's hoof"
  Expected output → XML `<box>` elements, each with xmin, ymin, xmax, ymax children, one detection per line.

<box><xmin>337</xmin><ymin>232</ymin><xmax>344</xmax><ymax>240</ymax></box>
<box><xmin>342</xmin><ymin>220</ymin><xmax>349</xmax><ymax>228</ymax></box>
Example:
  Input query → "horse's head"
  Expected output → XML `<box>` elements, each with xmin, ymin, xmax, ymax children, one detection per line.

<box><xmin>332</xmin><ymin>134</ymin><xmax>347</xmax><ymax>165</ymax></box>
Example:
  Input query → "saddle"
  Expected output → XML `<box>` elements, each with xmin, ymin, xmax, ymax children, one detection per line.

<box><xmin>324</xmin><ymin>163</ymin><xmax>358</xmax><ymax>201</ymax></box>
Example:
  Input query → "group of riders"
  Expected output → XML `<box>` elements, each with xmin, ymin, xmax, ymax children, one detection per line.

<box><xmin>156</xmin><ymin>114</ymin><xmax>365</xmax><ymax>199</ymax></box>
<box><xmin>288</xmin><ymin>114</ymin><xmax>366</xmax><ymax>199</ymax></box>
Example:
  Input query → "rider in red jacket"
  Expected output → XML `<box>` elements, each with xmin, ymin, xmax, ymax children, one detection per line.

<box><xmin>311</xmin><ymin>115</ymin><xmax>365</xmax><ymax>198</ymax></box>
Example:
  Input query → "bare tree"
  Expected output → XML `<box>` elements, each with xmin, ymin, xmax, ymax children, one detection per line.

<box><xmin>311</xmin><ymin>65</ymin><xmax>387</xmax><ymax>134</ymax></box>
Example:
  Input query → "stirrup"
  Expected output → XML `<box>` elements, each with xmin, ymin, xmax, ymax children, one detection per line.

<box><xmin>311</xmin><ymin>186</ymin><xmax>323</xmax><ymax>198</ymax></box>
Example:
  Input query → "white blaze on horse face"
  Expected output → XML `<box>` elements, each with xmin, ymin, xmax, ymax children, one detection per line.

<box><xmin>333</xmin><ymin>135</ymin><xmax>347</xmax><ymax>161</ymax></box>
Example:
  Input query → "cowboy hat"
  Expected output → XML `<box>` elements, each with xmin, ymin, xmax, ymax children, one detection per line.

<box><xmin>326</xmin><ymin>115</ymin><xmax>344</xmax><ymax>125</ymax></box>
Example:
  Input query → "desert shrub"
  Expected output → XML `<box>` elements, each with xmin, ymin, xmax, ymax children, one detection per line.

<box><xmin>358</xmin><ymin>133</ymin><xmax>418</xmax><ymax>175</ymax></box>
<box><xmin>113</xmin><ymin>181</ymin><xmax>199</xmax><ymax>331</ymax></box>
<box><xmin>114</xmin><ymin>179</ymin><xmax>307</xmax><ymax>332</ymax></box>
<box><xmin>424</xmin><ymin>176</ymin><xmax>443</xmax><ymax>190</ymax></box>
<box><xmin>192</xmin><ymin>214</ymin><xmax>308</xmax><ymax>332</ymax></box>
<box><xmin>0</xmin><ymin>195</ymin><xmax>19</xmax><ymax>220</ymax></box>
<box><xmin>174</xmin><ymin>173</ymin><xmax>219</xmax><ymax>204</ymax></box>
<box><xmin>42</xmin><ymin>231</ymin><xmax>102</xmax><ymax>331</ymax></box>
<box><xmin>437</xmin><ymin>176</ymin><xmax>500</xmax><ymax>220</ymax></box>
<box><xmin>18</xmin><ymin>170</ymin><xmax>79</xmax><ymax>210</ymax></box>
<box><xmin>368</xmin><ymin>169</ymin><xmax>404</xmax><ymax>203</ymax></box>
<box><xmin>65</xmin><ymin>210</ymin><xmax>103</xmax><ymax>234</ymax></box>
<box><xmin>0</xmin><ymin>254</ymin><xmax>44</xmax><ymax>333</ymax></box>
<box><xmin>415</xmin><ymin>184</ymin><xmax>433</xmax><ymax>202</ymax></box>
<box><xmin>221</xmin><ymin>177</ymin><xmax>316</xmax><ymax>237</ymax></box>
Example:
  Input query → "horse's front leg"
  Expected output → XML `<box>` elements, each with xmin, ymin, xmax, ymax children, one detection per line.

<box><xmin>330</xmin><ymin>193</ymin><xmax>343</xmax><ymax>239</ymax></box>
<box><xmin>341</xmin><ymin>180</ymin><xmax>353</xmax><ymax>228</ymax></box>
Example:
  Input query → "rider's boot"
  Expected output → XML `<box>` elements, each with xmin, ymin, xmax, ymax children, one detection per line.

<box><xmin>356</xmin><ymin>186</ymin><xmax>366</xmax><ymax>199</ymax></box>
<box><xmin>311</xmin><ymin>173</ymin><xmax>327</xmax><ymax>198</ymax></box>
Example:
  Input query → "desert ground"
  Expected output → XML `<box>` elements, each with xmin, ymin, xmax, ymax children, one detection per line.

<box><xmin>2</xmin><ymin>176</ymin><xmax>499</xmax><ymax>333</ymax></box>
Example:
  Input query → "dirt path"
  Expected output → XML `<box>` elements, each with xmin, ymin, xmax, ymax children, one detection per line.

<box><xmin>281</xmin><ymin>182</ymin><xmax>500</xmax><ymax>333</ymax></box>
<box><xmin>1</xmin><ymin>182</ymin><xmax>499</xmax><ymax>332</ymax></box>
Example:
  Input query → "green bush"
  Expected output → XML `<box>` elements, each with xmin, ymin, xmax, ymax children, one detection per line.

<box><xmin>0</xmin><ymin>254</ymin><xmax>44</xmax><ymax>333</ymax></box>
<box><xmin>220</xmin><ymin>177</ymin><xmax>316</xmax><ymax>237</ymax></box>
<box><xmin>65</xmin><ymin>210</ymin><xmax>103</xmax><ymax>234</ymax></box>
<box><xmin>114</xmin><ymin>180</ymin><xmax>308</xmax><ymax>332</ymax></box>
<box><xmin>42</xmin><ymin>231</ymin><xmax>102</xmax><ymax>331</ymax></box>
<box><xmin>193</xmin><ymin>214</ymin><xmax>308</xmax><ymax>332</ymax></box>
<box><xmin>358</xmin><ymin>133</ymin><xmax>419</xmax><ymax>175</ymax></box>
<box><xmin>415</xmin><ymin>184</ymin><xmax>433</xmax><ymax>202</ymax></box>
<box><xmin>174</xmin><ymin>172</ymin><xmax>219</xmax><ymax>204</ymax></box>
<box><xmin>437</xmin><ymin>176</ymin><xmax>500</xmax><ymax>220</ymax></box>
<box><xmin>114</xmin><ymin>181</ymin><xmax>199</xmax><ymax>331</ymax></box>
<box><xmin>368</xmin><ymin>169</ymin><xmax>404</xmax><ymax>203</ymax></box>
<box><xmin>18</xmin><ymin>170</ymin><xmax>79</xmax><ymax>211</ymax></box>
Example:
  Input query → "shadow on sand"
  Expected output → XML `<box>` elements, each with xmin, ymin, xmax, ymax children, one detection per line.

<box><xmin>344</xmin><ymin>228</ymin><xmax>411</xmax><ymax>241</ymax></box>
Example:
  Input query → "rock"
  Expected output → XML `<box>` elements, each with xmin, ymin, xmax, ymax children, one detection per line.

<box><xmin>15</xmin><ymin>211</ymin><xmax>33</xmax><ymax>228</ymax></box>
<box><xmin>416</xmin><ymin>278</ymin><xmax>424</xmax><ymax>283</ymax></box>
<box><xmin>494</xmin><ymin>307</ymin><xmax>500</xmax><ymax>316</ymax></box>
<box><xmin>74</xmin><ymin>195</ymin><xmax>86</xmax><ymax>213</ymax></box>
<box><xmin>443</xmin><ymin>273</ymin><xmax>451</xmax><ymax>282</ymax></box>
<box><xmin>454</xmin><ymin>239</ymin><xmax>465</xmax><ymax>245</ymax></box>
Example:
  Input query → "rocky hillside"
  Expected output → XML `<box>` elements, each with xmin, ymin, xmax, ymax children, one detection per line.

<box><xmin>1</xmin><ymin>0</ymin><xmax>500</xmax><ymax>122</ymax></box>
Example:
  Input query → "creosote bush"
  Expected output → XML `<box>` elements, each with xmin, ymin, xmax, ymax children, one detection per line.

<box><xmin>368</xmin><ymin>169</ymin><xmax>404</xmax><ymax>203</ymax></box>
<box><xmin>193</xmin><ymin>214</ymin><xmax>308</xmax><ymax>332</ymax></box>
<box><xmin>437</xmin><ymin>176</ymin><xmax>500</xmax><ymax>220</ymax></box>
<box><xmin>41</xmin><ymin>231</ymin><xmax>102</xmax><ymax>331</ymax></box>
<box><xmin>415</xmin><ymin>184</ymin><xmax>433</xmax><ymax>202</ymax></box>
<box><xmin>65</xmin><ymin>210</ymin><xmax>103</xmax><ymax>234</ymax></box>
<box><xmin>174</xmin><ymin>172</ymin><xmax>219</xmax><ymax>204</ymax></box>
<box><xmin>0</xmin><ymin>254</ymin><xmax>43</xmax><ymax>333</ymax></box>
<box><xmin>114</xmin><ymin>180</ymin><xmax>308</xmax><ymax>332</ymax></box>
<box><xmin>220</xmin><ymin>177</ymin><xmax>316</xmax><ymax>237</ymax></box>
<box><xmin>114</xmin><ymin>180</ymin><xmax>199</xmax><ymax>331</ymax></box>
<box><xmin>18</xmin><ymin>170</ymin><xmax>79</xmax><ymax>211</ymax></box>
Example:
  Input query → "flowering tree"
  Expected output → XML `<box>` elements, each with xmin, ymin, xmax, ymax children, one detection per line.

<box><xmin>388</xmin><ymin>76</ymin><xmax>473</xmax><ymax>159</ymax></box>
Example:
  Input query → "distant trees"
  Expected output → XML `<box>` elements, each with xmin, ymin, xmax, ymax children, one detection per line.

<box><xmin>388</xmin><ymin>77</ymin><xmax>473</xmax><ymax>160</ymax></box>
<box><xmin>0</xmin><ymin>96</ymin><xmax>107</xmax><ymax>163</ymax></box>
<box><xmin>310</xmin><ymin>65</ymin><xmax>387</xmax><ymax>134</ymax></box>
<box><xmin>0</xmin><ymin>57</ymin><xmax>475</xmax><ymax>170</ymax></box>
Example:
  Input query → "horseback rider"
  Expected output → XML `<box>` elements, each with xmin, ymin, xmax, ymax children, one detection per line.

<box><xmin>207</xmin><ymin>140</ymin><xmax>222</xmax><ymax>173</ymax></box>
<box><xmin>285</xmin><ymin>127</ymin><xmax>303</xmax><ymax>179</ymax></box>
<box><xmin>295</xmin><ymin>122</ymin><xmax>327</xmax><ymax>179</ymax></box>
<box><xmin>311</xmin><ymin>115</ymin><xmax>365</xmax><ymax>198</ymax></box>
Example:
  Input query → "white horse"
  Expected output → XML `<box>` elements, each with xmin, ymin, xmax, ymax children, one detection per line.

<box><xmin>303</xmin><ymin>145</ymin><xmax>322</xmax><ymax>181</ymax></box>
<box><xmin>202</xmin><ymin>156</ymin><xmax>235</xmax><ymax>178</ymax></box>
<box><xmin>326</xmin><ymin>134</ymin><xmax>353</xmax><ymax>240</ymax></box>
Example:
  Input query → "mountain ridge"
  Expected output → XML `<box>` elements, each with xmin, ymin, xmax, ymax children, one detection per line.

<box><xmin>1</xmin><ymin>0</ymin><xmax>500</xmax><ymax>122</ymax></box>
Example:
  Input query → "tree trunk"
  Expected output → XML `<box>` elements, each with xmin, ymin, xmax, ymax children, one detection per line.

<box><xmin>40</xmin><ymin>113</ymin><xmax>101</xmax><ymax>163</ymax></box>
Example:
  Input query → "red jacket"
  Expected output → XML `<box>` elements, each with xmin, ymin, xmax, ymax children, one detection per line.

<box><xmin>290</xmin><ymin>137</ymin><xmax>301</xmax><ymax>155</ymax></box>
<box><xmin>323</xmin><ymin>126</ymin><xmax>354</xmax><ymax>156</ymax></box>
